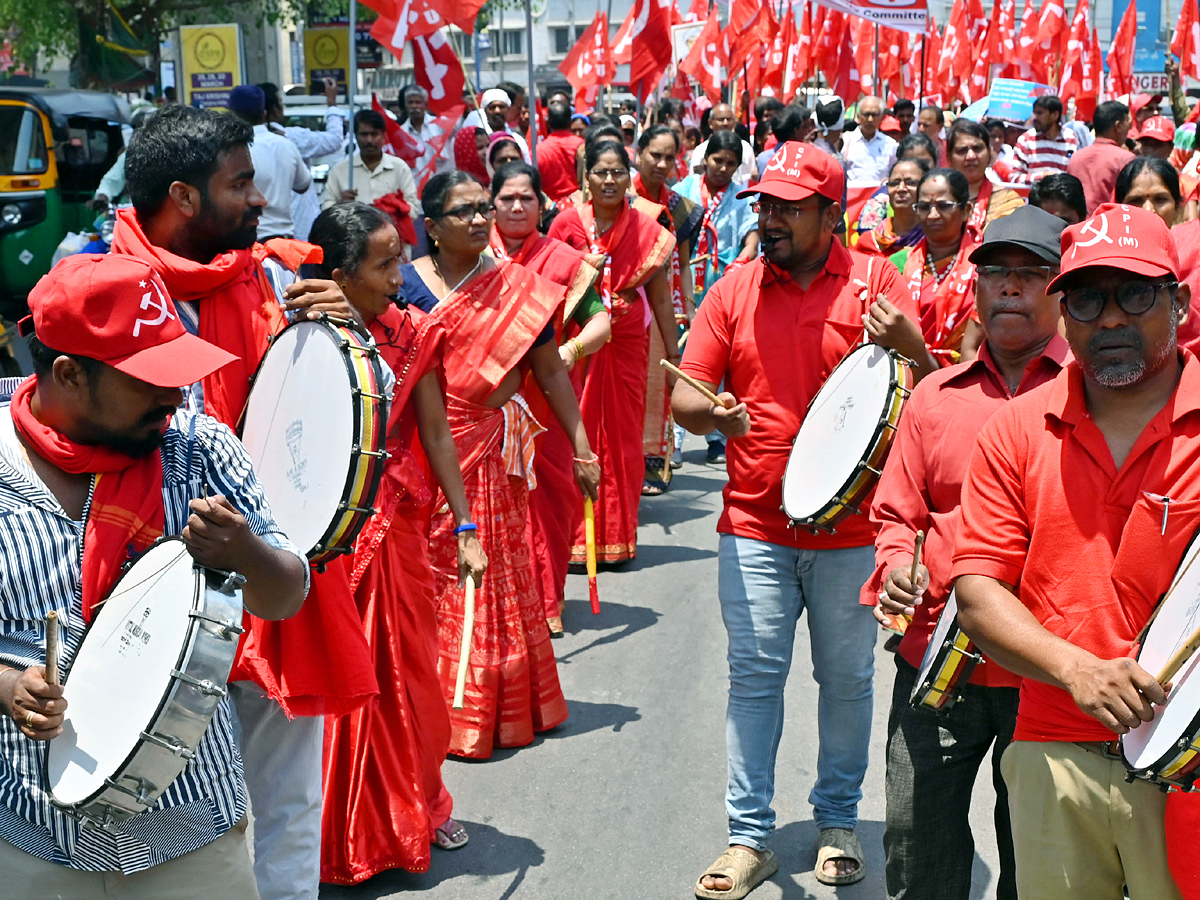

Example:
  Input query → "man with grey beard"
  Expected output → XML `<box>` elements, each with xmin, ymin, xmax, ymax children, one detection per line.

<box><xmin>951</xmin><ymin>202</ymin><xmax>1191</xmax><ymax>900</ymax></box>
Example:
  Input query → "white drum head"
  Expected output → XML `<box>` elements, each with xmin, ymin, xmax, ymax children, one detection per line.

<box><xmin>782</xmin><ymin>345</ymin><xmax>896</xmax><ymax>521</ymax></box>
<box><xmin>912</xmin><ymin>590</ymin><xmax>960</xmax><ymax>702</ymax></box>
<box><xmin>1124</xmin><ymin>537</ymin><xmax>1200</xmax><ymax>770</ymax></box>
<box><xmin>48</xmin><ymin>541</ymin><xmax>197</xmax><ymax>805</ymax></box>
<box><xmin>242</xmin><ymin>323</ymin><xmax>356</xmax><ymax>555</ymax></box>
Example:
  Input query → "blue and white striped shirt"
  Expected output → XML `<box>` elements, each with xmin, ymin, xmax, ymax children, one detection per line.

<box><xmin>0</xmin><ymin>377</ymin><xmax>307</xmax><ymax>873</ymax></box>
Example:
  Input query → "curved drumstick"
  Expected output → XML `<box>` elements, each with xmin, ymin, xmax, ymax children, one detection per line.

<box><xmin>660</xmin><ymin>359</ymin><xmax>726</xmax><ymax>409</ymax></box>
<box><xmin>452</xmin><ymin>579</ymin><xmax>477</xmax><ymax>711</ymax></box>
<box><xmin>1157</xmin><ymin>623</ymin><xmax>1200</xmax><ymax>688</ymax></box>
<box><xmin>585</xmin><ymin>497</ymin><xmax>600</xmax><ymax>615</ymax></box>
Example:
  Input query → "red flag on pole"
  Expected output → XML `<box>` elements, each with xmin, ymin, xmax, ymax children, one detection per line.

<box><xmin>368</xmin><ymin>0</ymin><xmax>444</xmax><ymax>57</ymax></box>
<box><xmin>1107</xmin><ymin>0</ymin><xmax>1137</xmax><ymax>97</ymax></box>
<box><xmin>816</xmin><ymin>9</ymin><xmax>848</xmax><ymax>85</ymax></box>
<box><xmin>967</xmin><ymin>17</ymin><xmax>994</xmax><ymax>103</ymax></box>
<box><xmin>412</xmin><ymin>30</ymin><xmax>465</xmax><ymax>114</ymax></box>
<box><xmin>833</xmin><ymin>20</ymin><xmax>862</xmax><ymax>100</ymax></box>
<box><xmin>1058</xmin><ymin>0</ymin><xmax>1091</xmax><ymax>110</ymax></box>
<box><xmin>412</xmin><ymin>103</ymin><xmax>465</xmax><ymax>191</ymax></box>
<box><xmin>1172</xmin><ymin>0</ymin><xmax>1200</xmax><ymax>82</ymax></box>
<box><xmin>1080</xmin><ymin>25</ymin><xmax>1102</xmax><ymax>120</ymax></box>
<box><xmin>762</xmin><ymin>7</ymin><xmax>794</xmax><ymax>96</ymax></box>
<box><xmin>791</xmin><ymin>2</ymin><xmax>816</xmax><ymax>91</ymax></box>
<box><xmin>680</xmin><ymin>13</ymin><xmax>726</xmax><ymax>101</ymax></box>
<box><xmin>937</xmin><ymin>0</ymin><xmax>969</xmax><ymax>96</ymax></box>
<box><xmin>612</xmin><ymin>5</ymin><xmax>636</xmax><ymax>64</ymax></box>
<box><xmin>372</xmin><ymin>94</ymin><xmax>421</xmax><ymax>167</ymax></box>
<box><xmin>559</xmin><ymin>13</ymin><xmax>612</xmax><ymax>106</ymax></box>
<box><xmin>852</xmin><ymin>17</ymin><xmax>876</xmax><ymax>95</ymax></box>
<box><xmin>683</xmin><ymin>0</ymin><xmax>708</xmax><ymax>22</ymax></box>
<box><xmin>1032</xmin><ymin>0</ymin><xmax>1067</xmax><ymax>83</ymax></box>
<box><xmin>630</xmin><ymin>0</ymin><xmax>675</xmax><ymax>98</ymax></box>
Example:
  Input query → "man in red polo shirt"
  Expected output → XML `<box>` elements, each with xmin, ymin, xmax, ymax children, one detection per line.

<box><xmin>862</xmin><ymin>205</ymin><xmax>1069</xmax><ymax>900</ymax></box>
<box><xmin>952</xmin><ymin>203</ymin><xmax>1192</xmax><ymax>899</ymax></box>
<box><xmin>674</xmin><ymin>141</ymin><xmax>937</xmax><ymax>897</ymax></box>
<box><xmin>1066</xmin><ymin>101</ymin><xmax>1134</xmax><ymax>214</ymax></box>
<box><xmin>536</xmin><ymin>100</ymin><xmax>584</xmax><ymax>203</ymax></box>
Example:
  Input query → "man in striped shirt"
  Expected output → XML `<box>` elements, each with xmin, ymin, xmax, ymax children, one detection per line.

<box><xmin>0</xmin><ymin>254</ymin><xmax>309</xmax><ymax>897</ymax></box>
<box><xmin>1010</xmin><ymin>96</ymin><xmax>1079</xmax><ymax>185</ymax></box>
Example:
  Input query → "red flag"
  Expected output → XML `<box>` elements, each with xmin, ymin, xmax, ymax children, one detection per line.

<box><xmin>630</xmin><ymin>0</ymin><xmax>675</xmax><ymax>98</ymax></box>
<box><xmin>412</xmin><ymin>30</ymin><xmax>465</xmax><ymax>114</ymax></box>
<box><xmin>790</xmin><ymin>2</ymin><xmax>816</xmax><ymax>93</ymax></box>
<box><xmin>368</xmin><ymin>0</ymin><xmax>444</xmax><ymax>57</ymax></box>
<box><xmin>427</xmin><ymin>0</ymin><xmax>483</xmax><ymax>33</ymax></box>
<box><xmin>559</xmin><ymin>12</ymin><xmax>612</xmax><ymax>103</ymax></box>
<box><xmin>762</xmin><ymin>6</ymin><xmax>794</xmax><ymax>96</ymax></box>
<box><xmin>680</xmin><ymin>13</ymin><xmax>726</xmax><ymax>102</ymax></box>
<box><xmin>1173</xmin><ymin>0</ymin><xmax>1200</xmax><ymax>81</ymax></box>
<box><xmin>1058</xmin><ymin>0</ymin><xmax>1090</xmax><ymax>109</ymax></box>
<box><xmin>967</xmin><ymin>17</ymin><xmax>993</xmax><ymax>103</ymax></box>
<box><xmin>833</xmin><ymin>20</ymin><xmax>862</xmax><ymax>101</ymax></box>
<box><xmin>1032</xmin><ymin>0</ymin><xmax>1067</xmax><ymax>83</ymax></box>
<box><xmin>816</xmin><ymin>9</ymin><xmax>848</xmax><ymax>85</ymax></box>
<box><xmin>612</xmin><ymin>5</ymin><xmax>636</xmax><ymax>64</ymax></box>
<box><xmin>1079</xmin><ymin>25</ymin><xmax>1102</xmax><ymax>120</ymax></box>
<box><xmin>413</xmin><ymin>103</ymin><xmax>465</xmax><ymax>192</ymax></box>
<box><xmin>1007</xmin><ymin>0</ymin><xmax>1038</xmax><ymax>77</ymax></box>
<box><xmin>372</xmin><ymin>94</ymin><xmax>421</xmax><ymax>168</ymax></box>
<box><xmin>1107</xmin><ymin>0</ymin><xmax>1137</xmax><ymax>97</ymax></box>
<box><xmin>879</xmin><ymin>27</ymin><xmax>907</xmax><ymax>84</ymax></box>
<box><xmin>683</xmin><ymin>0</ymin><xmax>708</xmax><ymax>22</ymax></box>
<box><xmin>852</xmin><ymin>17</ymin><xmax>876</xmax><ymax>95</ymax></box>
<box><xmin>990</xmin><ymin>0</ymin><xmax>1016</xmax><ymax>66</ymax></box>
<box><xmin>937</xmin><ymin>0</ymin><xmax>969</xmax><ymax>96</ymax></box>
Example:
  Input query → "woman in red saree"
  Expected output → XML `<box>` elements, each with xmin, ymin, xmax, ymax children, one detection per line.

<box><xmin>889</xmin><ymin>168</ymin><xmax>982</xmax><ymax>360</ymax></box>
<box><xmin>547</xmin><ymin>139</ymin><xmax>679</xmax><ymax>564</ymax></box>
<box><xmin>309</xmin><ymin>203</ymin><xmax>487</xmax><ymax>881</ymax></box>
<box><xmin>490</xmin><ymin>161</ymin><xmax>611</xmax><ymax>635</ymax></box>
<box><xmin>402</xmin><ymin>170</ymin><xmax>600</xmax><ymax>758</ymax></box>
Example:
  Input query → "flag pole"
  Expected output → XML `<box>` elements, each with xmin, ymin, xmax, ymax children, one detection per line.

<box><xmin>348</xmin><ymin>0</ymin><xmax>358</xmax><ymax>192</ymax></box>
<box><xmin>525</xmin><ymin>0</ymin><xmax>539</xmax><ymax>165</ymax></box>
<box><xmin>918</xmin><ymin>31</ymin><xmax>926</xmax><ymax>108</ymax></box>
<box><xmin>873</xmin><ymin>23</ymin><xmax>880</xmax><ymax>96</ymax></box>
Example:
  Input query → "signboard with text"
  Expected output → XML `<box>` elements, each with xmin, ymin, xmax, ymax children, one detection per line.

<box><xmin>180</xmin><ymin>24</ymin><xmax>244</xmax><ymax>109</ymax></box>
<box><xmin>988</xmin><ymin>78</ymin><xmax>1057</xmax><ymax>123</ymax></box>
<box><xmin>305</xmin><ymin>26</ymin><xmax>350</xmax><ymax>95</ymax></box>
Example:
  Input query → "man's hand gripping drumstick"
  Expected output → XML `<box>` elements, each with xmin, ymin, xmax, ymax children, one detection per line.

<box><xmin>664</xmin><ymin>359</ymin><xmax>751</xmax><ymax>440</ymax></box>
<box><xmin>0</xmin><ymin>612</ymin><xmax>65</xmax><ymax>741</ymax></box>
<box><xmin>875</xmin><ymin>530</ymin><xmax>930</xmax><ymax>626</ymax></box>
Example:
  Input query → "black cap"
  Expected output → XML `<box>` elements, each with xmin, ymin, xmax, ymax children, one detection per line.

<box><xmin>968</xmin><ymin>205</ymin><xmax>1065</xmax><ymax>266</ymax></box>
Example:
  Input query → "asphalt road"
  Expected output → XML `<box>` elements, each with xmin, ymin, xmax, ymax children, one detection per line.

<box><xmin>319</xmin><ymin>434</ymin><xmax>1002</xmax><ymax>900</ymax></box>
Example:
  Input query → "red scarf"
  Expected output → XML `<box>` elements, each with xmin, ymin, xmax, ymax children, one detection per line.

<box><xmin>10</xmin><ymin>378</ymin><xmax>164</xmax><ymax>622</ymax></box>
<box><xmin>633</xmin><ymin>175</ymin><xmax>686</xmax><ymax>318</ymax></box>
<box><xmin>903</xmin><ymin>229</ymin><xmax>981</xmax><ymax>353</ymax></box>
<box><xmin>967</xmin><ymin>179</ymin><xmax>993</xmax><ymax>233</ymax></box>
<box><xmin>694</xmin><ymin>178</ymin><xmax>727</xmax><ymax>296</ymax></box>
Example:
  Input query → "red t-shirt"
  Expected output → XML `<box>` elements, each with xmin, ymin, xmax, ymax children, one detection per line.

<box><xmin>951</xmin><ymin>353</ymin><xmax>1200</xmax><ymax>742</ymax></box>
<box><xmin>1065</xmin><ymin>137</ymin><xmax>1136</xmax><ymax>214</ymax></box>
<box><xmin>862</xmin><ymin>337</ymin><xmax>1070</xmax><ymax>686</ymax></box>
<box><xmin>537</xmin><ymin>131</ymin><xmax>584</xmax><ymax>203</ymax></box>
<box><xmin>681</xmin><ymin>243</ymin><xmax>915</xmax><ymax>549</ymax></box>
<box><xmin>1173</xmin><ymin>219</ymin><xmax>1200</xmax><ymax>356</ymax></box>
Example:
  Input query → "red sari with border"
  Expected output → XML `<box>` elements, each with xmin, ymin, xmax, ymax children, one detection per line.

<box><xmin>489</xmin><ymin>229</ymin><xmax>603</xmax><ymax>622</ymax></box>
<box><xmin>899</xmin><ymin>227</ymin><xmax>982</xmax><ymax>358</ymax></box>
<box><xmin>321</xmin><ymin>305</ymin><xmax>451</xmax><ymax>882</ymax></box>
<box><xmin>428</xmin><ymin>259</ymin><xmax>571</xmax><ymax>758</ymax></box>
<box><xmin>547</xmin><ymin>199</ymin><xmax>675</xmax><ymax>563</ymax></box>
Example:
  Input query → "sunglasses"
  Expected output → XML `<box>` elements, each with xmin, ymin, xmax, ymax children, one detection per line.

<box><xmin>1062</xmin><ymin>281</ymin><xmax>1177</xmax><ymax>323</ymax></box>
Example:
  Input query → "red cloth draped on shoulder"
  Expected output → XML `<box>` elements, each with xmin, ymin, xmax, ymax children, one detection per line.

<box><xmin>1168</xmin><ymin>791</ymin><xmax>1200</xmax><ymax>899</ymax></box>
<box><xmin>900</xmin><ymin>227</ymin><xmax>981</xmax><ymax>356</ymax></box>
<box><xmin>112</xmin><ymin>208</ymin><xmax>375</xmax><ymax>717</ymax></box>
<box><xmin>9</xmin><ymin>377</ymin><xmax>164</xmax><ymax>621</ymax></box>
<box><xmin>546</xmin><ymin>199</ymin><xmax>675</xmax><ymax>563</ymax></box>
<box><xmin>322</xmin><ymin>305</ymin><xmax>455</xmax><ymax>883</ymax></box>
<box><xmin>426</xmin><ymin>259</ymin><xmax>570</xmax><ymax>757</ymax></box>
<box><xmin>490</xmin><ymin>229</ymin><xmax>603</xmax><ymax>621</ymax></box>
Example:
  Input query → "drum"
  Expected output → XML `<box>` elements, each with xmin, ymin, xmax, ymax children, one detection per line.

<box><xmin>781</xmin><ymin>343</ymin><xmax>913</xmax><ymax>531</ymax></box>
<box><xmin>46</xmin><ymin>539</ymin><xmax>245</xmax><ymax>827</ymax></box>
<box><xmin>909</xmin><ymin>590</ymin><xmax>981</xmax><ymax>712</ymax></box>
<box><xmin>1122</xmin><ymin>534</ymin><xmax>1200</xmax><ymax>789</ymax></box>
<box><xmin>241</xmin><ymin>317</ymin><xmax>388</xmax><ymax>564</ymax></box>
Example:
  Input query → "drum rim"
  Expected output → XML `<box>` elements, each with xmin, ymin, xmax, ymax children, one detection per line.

<box><xmin>781</xmin><ymin>343</ymin><xmax>911</xmax><ymax>526</ymax></box>
<box><xmin>239</xmin><ymin>317</ymin><xmax>388</xmax><ymax>563</ymax></box>
<box><xmin>45</xmin><ymin>537</ymin><xmax>204</xmax><ymax>810</ymax></box>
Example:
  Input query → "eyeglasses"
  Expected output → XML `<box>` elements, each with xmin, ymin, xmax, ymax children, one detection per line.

<box><xmin>976</xmin><ymin>265</ymin><xmax>1058</xmax><ymax>287</ymax></box>
<box><xmin>1062</xmin><ymin>281</ymin><xmax>1177</xmax><ymax>323</ymax></box>
<box><xmin>752</xmin><ymin>199</ymin><xmax>821</xmax><ymax>220</ymax></box>
<box><xmin>914</xmin><ymin>200</ymin><xmax>967</xmax><ymax>216</ymax></box>
<box><xmin>886</xmin><ymin>178</ymin><xmax>921</xmax><ymax>188</ymax></box>
<box><xmin>589</xmin><ymin>168</ymin><xmax>630</xmax><ymax>181</ymax></box>
<box><xmin>857</xmin><ymin>110</ymin><xmax>881</xmax><ymax>119</ymax></box>
<box><xmin>439</xmin><ymin>203</ymin><xmax>496</xmax><ymax>223</ymax></box>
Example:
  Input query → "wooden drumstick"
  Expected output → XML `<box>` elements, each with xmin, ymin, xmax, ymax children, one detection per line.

<box><xmin>1156</xmin><ymin>623</ymin><xmax>1200</xmax><ymax>688</ymax></box>
<box><xmin>452</xmin><ymin>579</ymin><xmax>477</xmax><ymax>710</ymax></box>
<box><xmin>45</xmin><ymin>612</ymin><xmax>59</xmax><ymax>686</ymax></box>
<box><xmin>660</xmin><ymin>359</ymin><xmax>727</xmax><ymax>409</ymax></box>
<box><xmin>909</xmin><ymin>531</ymin><xmax>925</xmax><ymax>587</ymax></box>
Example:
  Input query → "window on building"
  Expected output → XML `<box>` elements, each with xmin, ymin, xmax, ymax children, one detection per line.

<box><xmin>550</xmin><ymin>25</ymin><xmax>588</xmax><ymax>55</ymax></box>
<box><xmin>496</xmin><ymin>28</ymin><xmax>523</xmax><ymax>57</ymax></box>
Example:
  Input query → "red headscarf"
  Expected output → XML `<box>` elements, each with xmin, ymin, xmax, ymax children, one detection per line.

<box><xmin>454</xmin><ymin>127</ymin><xmax>489</xmax><ymax>185</ymax></box>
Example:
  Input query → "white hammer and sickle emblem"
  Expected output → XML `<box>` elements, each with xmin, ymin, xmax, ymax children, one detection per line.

<box><xmin>1071</xmin><ymin>215</ymin><xmax>1113</xmax><ymax>258</ymax></box>
<box><xmin>133</xmin><ymin>280</ymin><xmax>175</xmax><ymax>337</ymax></box>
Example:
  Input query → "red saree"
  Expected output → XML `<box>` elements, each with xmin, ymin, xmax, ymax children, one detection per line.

<box><xmin>428</xmin><ymin>260</ymin><xmax>570</xmax><ymax>758</ymax></box>
<box><xmin>490</xmin><ymin>230</ymin><xmax>602</xmax><ymax>622</ymax></box>
<box><xmin>900</xmin><ymin>229</ymin><xmax>981</xmax><ymax>357</ymax></box>
<box><xmin>322</xmin><ymin>305</ymin><xmax>452</xmax><ymax>882</ymax></box>
<box><xmin>546</xmin><ymin>200</ymin><xmax>675</xmax><ymax>563</ymax></box>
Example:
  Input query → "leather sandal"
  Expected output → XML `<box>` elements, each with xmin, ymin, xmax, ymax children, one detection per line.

<box><xmin>694</xmin><ymin>846</ymin><xmax>778</xmax><ymax>899</ymax></box>
<box><xmin>814</xmin><ymin>827</ymin><xmax>865</xmax><ymax>886</ymax></box>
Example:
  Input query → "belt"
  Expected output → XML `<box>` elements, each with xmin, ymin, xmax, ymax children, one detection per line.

<box><xmin>1075</xmin><ymin>740</ymin><xmax>1123</xmax><ymax>761</ymax></box>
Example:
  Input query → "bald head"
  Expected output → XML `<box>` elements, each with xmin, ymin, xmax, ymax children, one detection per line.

<box><xmin>857</xmin><ymin>96</ymin><xmax>883</xmax><ymax>140</ymax></box>
<box><xmin>710</xmin><ymin>104</ymin><xmax>736</xmax><ymax>133</ymax></box>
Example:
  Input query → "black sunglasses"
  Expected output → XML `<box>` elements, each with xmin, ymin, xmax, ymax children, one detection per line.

<box><xmin>1062</xmin><ymin>281</ymin><xmax>1178</xmax><ymax>323</ymax></box>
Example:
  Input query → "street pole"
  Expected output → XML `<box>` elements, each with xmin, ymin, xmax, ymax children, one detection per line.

<box><xmin>499</xmin><ymin>1</ymin><xmax>506</xmax><ymax>80</ymax></box>
<box><xmin>348</xmin><ymin>0</ymin><xmax>357</xmax><ymax>191</ymax></box>
<box><xmin>873</xmin><ymin>23</ymin><xmax>880</xmax><ymax>97</ymax></box>
<box><xmin>526</xmin><ymin>0</ymin><xmax>538</xmax><ymax>165</ymax></box>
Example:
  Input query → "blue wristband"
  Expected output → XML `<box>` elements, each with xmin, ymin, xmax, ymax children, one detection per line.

<box><xmin>453</xmin><ymin>523</ymin><xmax>478</xmax><ymax>535</ymax></box>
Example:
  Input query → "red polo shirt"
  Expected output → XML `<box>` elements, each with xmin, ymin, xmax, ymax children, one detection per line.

<box><xmin>862</xmin><ymin>336</ymin><xmax>1071</xmax><ymax>687</ymax></box>
<box><xmin>951</xmin><ymin>352</ymin><xmax>1200</xmax><ymax>742</ymax></box>
<box><xmin>681</xmin><ymin>242</ymin><xmax>915</xmax><ymax>549</ymax></box>
<box><xmin>1173</xmin><ymin>219</ymin><xmax>1200</xmax><ymax>357</ymax></box>
<box><xmin>1065</xmin><ymin>137</ymin><xmax>1136</xmax><ymax>214</ymax></box>
<box><xmin>537</xmin><ymin>131</ymin><xmax>584</xmax><ymax>203</ymax></box>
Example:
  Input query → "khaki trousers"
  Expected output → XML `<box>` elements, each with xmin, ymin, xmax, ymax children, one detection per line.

<box><xmin>1002</xmin><ymin>740</ymin><xmax>1182</xmax><ymax>900</ymax></box>
<box><xmin>0</xmin><ymin>817</ymin><xmax>259</xmax><ymax>900</ymax></box>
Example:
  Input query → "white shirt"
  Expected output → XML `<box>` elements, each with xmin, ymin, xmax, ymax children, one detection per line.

<box><xmin>250</xmin><ymin>124</ymin><xmax>311</xmax><ymax>239</ymax></box>
<box><xmin>689</xmin><ymin>137</ymin><xmax>757</xmax><ymax>188</ymax></box>
<box><xmin>840</xmin><ymin>129</ymin><xmax>898</xmax><ymax>186</ymax></box>
<box><xmin>321</xmin><ymin>153</ymin><xmax>422</xmax><ymax>254</ymax></box>
<box><xmin>401</xmin><ymin>116</ymin><xmax>452</xmax><ymax>176</ymax></box>
<box><xmin>460</xmin><ymin>109</ymin><xmax>531</xmax><ymax>161</ymax></box>
<box><xmin>269</xmin><ymin>112</ymin><xmax>345</xmax><ymax>242</ymax></box>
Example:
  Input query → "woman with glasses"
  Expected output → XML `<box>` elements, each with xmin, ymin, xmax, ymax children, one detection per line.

<box><xmin>946</xmin><ymin>120</ymin><xmax>1023</xmax><ymax>233</ymax></box>
<box><xmin>397</xmin><ymin>170</ymin><xmax>600</xmax><ymax>759</ymax></box>
<box><xmin>672</xmin><ymin>129</ymin><xmax>759</xmax><ymax>302</ymax></box>
<box><xmin>489</xmin><ymin>161</ymin><xmax>610</xmax><ymax>635</ymax></box>
<box><xmin>547</xmin><ymin>139</ymin><xmax>679</xmax><ymax>565</ymax></box>
<box><xmin>310</xmin><ymin>203</ymin><xmax>487</xmax><ymax>881</ymax></box>
<box><xmin>856</xmin><ymin>157</ymin><xmax>930</xmax><ymax>255</ymax></box>
<box><xmin>890</xmin><ymin>168</ymin><xmax>982</xmax><ymax>358</ymax></box>
<box><xmin>853</xmin><ymin>133</ymin><xmax>937</xmax><ymax>247</ymax></box>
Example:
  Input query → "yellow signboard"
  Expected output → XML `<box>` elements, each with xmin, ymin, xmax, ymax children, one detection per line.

<box><xmin>304</xmin><ymin>26</ymin><xmax>351</xmax><ymax>95</ymax></box>
<box><xmin>180</xmin><ymin>24</ymin><xmax>244</xmax><ymax>109</ymax></box>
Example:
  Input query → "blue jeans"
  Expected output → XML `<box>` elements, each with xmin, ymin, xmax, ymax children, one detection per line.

<box><xmin>718</xmin><ymin>535</ymin><xmax>877</xmax><ymax>849</ymax></box>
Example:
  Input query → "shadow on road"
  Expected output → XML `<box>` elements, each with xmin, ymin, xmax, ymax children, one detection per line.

<box><xmin>317</xmin><ymin>821</ymin><xmax>544</xmax><ymax>899</ymax></box>
<box><xmin>629</xmin><ymin>542</ymin><xmax>717</xmax><ymax>568</ymax></box>
<box><xmin>555</xmin><ymin>599</ymin><xmax>661</xmax><ymax>665</ymax></box>
<box><xmin>468</xmin><ymin>699</ymin><xmax>643</xmax><ymax>764</ymax></box>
